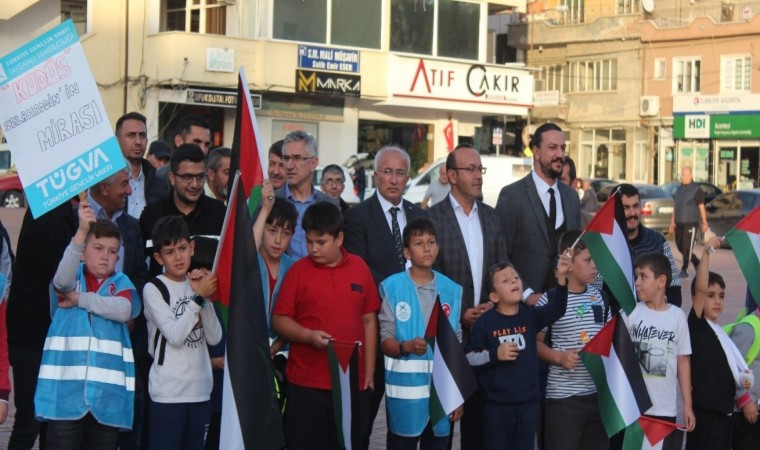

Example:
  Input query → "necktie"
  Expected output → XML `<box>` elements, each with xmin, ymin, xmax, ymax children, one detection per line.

<box><xmin>390</xmin><ymin>206</ymin><xmax>404</xmax><ymax>265</ymax></box>
<box><xmin>548</xmin><ymin>187</ymin><xmax>556</xmax><ymax>230</ymax></box>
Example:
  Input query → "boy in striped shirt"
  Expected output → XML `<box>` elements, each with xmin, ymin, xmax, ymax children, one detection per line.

<box><xmin>537</xmin><ymin>229</ymin><xmax>611</xmax><ymax>449</ymax></box>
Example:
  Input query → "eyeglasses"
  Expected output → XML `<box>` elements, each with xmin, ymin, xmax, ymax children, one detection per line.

<box><xmin>282</xmin><ymin>154</ymin><xmax>315</xmax><ymax>163</ymax></box>
<box><xmin>173</xmin><ymin>172</ymin><xmax>207</xmax><ymax>183</ymax></box>
<box><xmin>322</xmin><ymin>179</ymin><xmax>345</xmax><ymax>187</ymax></box>
<box><xmin>452</xmin><ymin>166</ymin><xmax>487</xmax><ymax>175</ymax></box>
<box><xmin>377</xmin><ymin>168</ymin><xmax>408</xmax><ymax>178</ymax></box>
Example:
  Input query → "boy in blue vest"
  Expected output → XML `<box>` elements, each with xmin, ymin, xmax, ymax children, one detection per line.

<box><xmin>143</xmin><ymin>216</ymin><xmax>222</xmax><ymax>450</ymax></box>
<box><xmin>379</xmin><ymin>217</ymin><xmax>463</xmax><ymax>449</ymax></box>
<box><xmin>466</xmin><ymin>256</ymin><xmax>569</xmax><ymax>450</ymax></box>
<box><xmin>35</xmin><ymin>200</ymin><xmax>140</xmax><ymax>448</ymax></box>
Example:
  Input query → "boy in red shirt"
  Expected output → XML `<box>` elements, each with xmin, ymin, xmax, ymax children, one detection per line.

<box><xmin>273</xmin><ymin>201</ymin><xmax>380</xmax><ymax>449</ymax></box>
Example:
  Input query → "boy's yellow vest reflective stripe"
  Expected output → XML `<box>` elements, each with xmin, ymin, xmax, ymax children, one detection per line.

<box><xmin>724</xmin><ymin>313</ymin><xmax>760</xmax><ymax>364</ymax></box>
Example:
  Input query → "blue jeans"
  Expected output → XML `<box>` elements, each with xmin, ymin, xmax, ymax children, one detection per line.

<box><xmin>46</xmin><ymin>412</ymin><xmax>119</xmax><ymax>450</ymax></box>
<box><xmin>148</xmin><ymin>400</ymin><xmax>211</xmax><ymax>450</ymax></box>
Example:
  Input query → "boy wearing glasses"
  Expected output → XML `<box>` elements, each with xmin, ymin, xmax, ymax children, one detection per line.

<box><xmin>140</xmin><ymin>144</ymin><xmax>227</xmax><ymax>277</ymax></box>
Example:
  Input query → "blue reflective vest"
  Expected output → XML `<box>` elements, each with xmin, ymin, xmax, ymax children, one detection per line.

<box><xmin>35</xmin><ymin>264</ymin><xmax>139</xmax><ymax>429</ymax></box>
<box><xmin>381</xmin><ymin>271</ymin><xmax>462</xmax><ymax>437</ymax></box>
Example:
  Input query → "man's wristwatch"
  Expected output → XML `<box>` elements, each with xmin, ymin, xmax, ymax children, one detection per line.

<box><xmin>399</xmin><ymin>341</ymin><xmax>409</xmax><ymax>357</ymax></box>
<box><xmin>192</xmin><ymin>294</ymin><xmax>205</xmax><ymax>307</ymax></box>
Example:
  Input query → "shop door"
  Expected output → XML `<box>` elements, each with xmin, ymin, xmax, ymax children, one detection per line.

<box><xmin>739</xmin><ymin>146</ymin><xmax>759</xmax><ymax>189</ymax></box>
<box><xmin>716</xmin><ymin>145</ymin><xmax>738</xmax><ymax>192</ymax></box>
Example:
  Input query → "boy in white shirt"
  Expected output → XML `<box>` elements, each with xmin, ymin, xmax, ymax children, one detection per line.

<box><xmin>143</xmin><ymin>216</ymin><xmax>222</xmax><ymax>450</ymax></box>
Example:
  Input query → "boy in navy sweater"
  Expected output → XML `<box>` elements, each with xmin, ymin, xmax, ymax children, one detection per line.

<box><xmin>466</xmin><ymin>257</ymin><xmax>569</xmax><ymax>450</ymax></box>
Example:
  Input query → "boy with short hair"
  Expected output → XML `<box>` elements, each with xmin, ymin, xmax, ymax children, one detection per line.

<box><xmin>379</xmin><ymin>217</ymin><xmax>463</xmax><ymax>449</ymax></box>
<box><xmin>688</xmin><ymin>236</ymin><xmax>748</xmax><ymax>450</ymax></box>
<box><xmin>629</xmin><ymin>252</ymin><xmax>695</xmax><ymax>430</ymax></box>
<box><xmin>537</xmin><ymin>230</ymin><xmax>611</xmax><ymax>450</ymax></box>
<box><xmin>272</xmin><ymin>201</ymin><xmax>380</xmax><ymax>450</ymax></box>
<box><xmin>253</xmin><ymin>180</ymin><xmax>298</xmax><ymax>356</ymax></box>
<box><xmin>465</xmin><ymin>256</ymin><xmax>569</xmax><ymax>450</ymax></box>
<box><xmin>35</xmin><ymin>202</ymin><xmax>140</xmax><ymax>447</ymax></box>
<box><xmin>143</xmin><ymin>216</ymin><xmax>222</xmax><ymax>450</ymax></box>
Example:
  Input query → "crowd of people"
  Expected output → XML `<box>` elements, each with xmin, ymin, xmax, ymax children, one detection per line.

<box><xmin>0</xmin><ymin>116</ymin><xmax>757</xmax><ymax>450</ymax></box>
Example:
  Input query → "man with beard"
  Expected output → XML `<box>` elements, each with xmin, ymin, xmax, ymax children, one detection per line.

<box><xmin>140</xmin><ymin>144</ymin><xmax>226</xmax><ymax>277</ymax></box>
<box><xmin>268</xmin><ymin>140</ymin><xmax>286</xmax><ymax>190</ymax></box>
<box><xmin>618</xmin><ymin>183</ymin><xmax>682</xmax><ymax>306</ymax></box>
<box><xmin>496</xmin><ymin>123</ymin><xmax>581</xmax><ymax>303</ymax></box>
<box><xmin>205</xmin><ymin>146</ymin><xmax>231</xmax><ymax>203</ymax></box>
<box><xmin>116</xmin><ymin>112</ymin><xmax>169</xmax><ymax>219</ymax></box>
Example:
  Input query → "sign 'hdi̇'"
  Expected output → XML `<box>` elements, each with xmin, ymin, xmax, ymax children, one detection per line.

<box><xmin>0</xmin><ymin>19</ymin><xmax>123</xmax><ymax>218</ymax></box>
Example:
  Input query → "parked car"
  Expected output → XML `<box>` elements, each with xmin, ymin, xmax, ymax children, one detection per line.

<box><xmin>662</xmin><ymin>181</ymin><xmax>723</xmax><ymax>204</ymax></box>
<box><xmin>589</xmin><ymin>178</ymin><xmax>617</xmax><ymax>194</ymax></box>
<box><xmin>404</xmin><ymin>155</ymin><xmax>532</xmax><ymax>207</ymax></box>
<box><xmin>705</xmin><ymin>189</ymin><xmax>760</xmax><ymax>247</ymax></box>
<box><xmin>0</xmin><ymin>173</ymin><xmax>24</xmax><ymax>208</ymax></box>
<box><xmin>596</xmin><ymin>183</ymin><xmax>674</xmax><ymax>234</ymax></box>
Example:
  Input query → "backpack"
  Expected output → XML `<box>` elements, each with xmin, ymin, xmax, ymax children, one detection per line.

<box><xmin>148</xmin><ymin>278</ymin><xmax>171</xmax><ymax>365</ymax></box>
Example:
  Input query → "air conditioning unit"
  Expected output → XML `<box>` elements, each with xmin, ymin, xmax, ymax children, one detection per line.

<box><xmin>640</xmin><ymin>96</ymin><xmax>660</xmax><ymax>116</ymax></box>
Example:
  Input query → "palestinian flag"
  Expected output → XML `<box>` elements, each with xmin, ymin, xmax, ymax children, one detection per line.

<box><xmin>580</xmin><ymin>314</ymin><xmax>652</xmax><ymax>437</ymax></box>
<box><xmin>581</xmin><ymin>191</ymin><xmax>637</xmax><ymax>314</ymax></box>
<box><xmin>425</xmin><ymin>297</ymin><xmax>478</xmax><ymax>424</ymax></box>
<box><xmin>218</xmin><ymin>175</ymin><xmax>285</xmax><ymax>450</ymax></box>
<box><xmin>622</xmin><ymin>416</ymin><xmax>684</xmax><ymax>450</ymax></box>
<box><xmin>725</xmin><ymin>206</ymin><xmax>760</xmax><ymax>305</ymax></box>
<box><xmin>213</xmin><ymin>67</ymin><xmax>267</xmax><ymax>313</ymax></box>
<box><xmin>228</xmin><ymin>66</ymin><xmax>267</xmax><ymax>213</ymax></box>
<box><xmin>327</xmin><ymin>340</ymin><xmax>361</xmax><ymax>450</ymax></box>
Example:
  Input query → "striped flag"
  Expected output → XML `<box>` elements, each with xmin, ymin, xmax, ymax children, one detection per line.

<box><xmin>425</xmin><ymin>297</ymin><xmax>477</xmax><ymax>424</ymax></box>
<box><xmin>580</xmin><ymin>314</ymin><xmax>652</xmax><ymax>437</ymax></box>
<box><xmin>581</xmin><ymin>191</ymin><xmax>637</xmax><ymax>314</ymax></box>
<box><xmin>622</xmin><ymin>416</ymin><xmax>684</xmax><ymax>450</ymax></box>
<box><xmin>327</xmin><ymin>340</ymin><xmax>361</xmax><ymax>450</ymax></box>
<box><xmin>725</xmin><ymin>206</ymin><xmax>760</xmax><ymax>304</ymax></box>
<box><xmin>217</xmin><ymin>175</ymin><xmax>284</xmax><ymax>447</ymax></box>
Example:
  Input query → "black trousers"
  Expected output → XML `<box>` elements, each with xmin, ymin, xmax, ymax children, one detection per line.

<box><xmin>675</xmin><ymin>223</ymin><xmax>700</xmax><ymax>271</ymax></box>
<box><xmin>8</xmin><ymin>349</ymin><xmax>46</xmax><ymax>450</ymax></box>
<box><xmin>686</xmin><ymin>406</ymin><xmax>731</xmax><ymax>450</ymax></box>
<box><xmin>733</xmin><ymin>410</ymin><xmax>760</xmax><ymax>450</ymax></box>
<box><xmin>46</xmin><ymin>413</ymin><xmax>119</xmax><ymax>450</ymax></box>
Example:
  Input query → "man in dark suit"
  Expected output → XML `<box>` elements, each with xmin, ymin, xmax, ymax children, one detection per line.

<box><xmin>115</xmin><ymin>112</ymin><xmax>169</xmax><ymax>219</ymax></box>
<box><xmin>496</xmin><ymin>123</ymin><xmax>581</xmax><ymax>450</ymax></box>
<box><xmin>496</xmin><ymin>122</ymin><xmax>581</xmax><ymax>303</ymax></box>
<box><xmin>343</xmin><ymin>146</ymin><xmax>425</xmax><ymax>449</ymax></box>
<box><xmin>428</xmin><ymin>144</ymin><xmax>507</xmax><ymax>450</ymax></box>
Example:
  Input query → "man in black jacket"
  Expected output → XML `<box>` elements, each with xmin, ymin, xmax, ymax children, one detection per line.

<box><xmin>116</xmin><ymin>112</ymin><xmax>169</xmax><ymax>219</ymax></box>
<box><xmin>140</xmin><ymin>144</ymin><xmax>226</xmax><ymax>277</ymax></box>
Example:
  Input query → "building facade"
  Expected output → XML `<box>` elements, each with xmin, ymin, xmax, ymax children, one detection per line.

<box><xmin>1</xmin><ymin>0</ymin><xmax>533</xmax><ymax>174</ymax></box>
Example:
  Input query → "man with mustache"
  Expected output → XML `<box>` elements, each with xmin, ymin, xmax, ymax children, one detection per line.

<box><xmin>140</xmin><ymin>144</ymin><xmax>226</xmax><ymax>277</ymax></box>
<box><xmin>618</xmin><ymin>183</ymin><xmax>682</xmax><ymax>306</ymax></box>
<box><xmin>205</xmin><ymin>146</ymin><xmax>231</xmax><ymax>204</ymax></box>
<box><xmin>268</xmin><ymin>140</ymin><xmax>286</xmax><ymax>190</ymax></box>
<box><xmin>496</xmin><ymin>122</ymin><xmax>581</xmax><ymax>303</ymax></box>
<box><xmin>427</xmin><ymin>144</ymin><xmax>507</xmax><ymax>450</ymax></box>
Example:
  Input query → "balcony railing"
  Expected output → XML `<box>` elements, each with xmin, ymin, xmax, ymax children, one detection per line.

<box><xmin>652</xmin><ymin>2</ymin><xmax>760</xmax><ymax>28</ymax></box>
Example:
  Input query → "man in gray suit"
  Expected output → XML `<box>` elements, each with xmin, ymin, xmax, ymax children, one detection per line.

<box><xmin>496</xmin><ymin>122</ymin><xmax>581</xmax><ymax>303</ymax></box>
<box><xmin>427</xmin><ymin>144</ymin><xmax>507</xmax><ymax>450</ymax></box>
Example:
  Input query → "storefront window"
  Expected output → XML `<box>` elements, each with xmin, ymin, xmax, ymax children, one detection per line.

<box><xmin>331</xmin><ymin>0</ymin><xmax>381</xmax><ymax>49</ymax></box>
<box><xmin>273</xmin><ymin>0</ymin><xmax>327</xmax><ymax>43</ymax></box>
<box><xmin>437</xmin><ymin>0</ymin><xmax>479</xmax><ymax>60</ymax></box>
<box><xmin>391</xmin><ymin>0</ymin><xmax>435</xmax><ymax>55</ymax></box>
